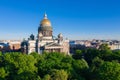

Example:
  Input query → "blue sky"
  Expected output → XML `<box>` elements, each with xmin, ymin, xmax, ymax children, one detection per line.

<box><xmin>0</xmin><ymin>0</ymin><xmax>120</xmax><ymax>40</ymax></box>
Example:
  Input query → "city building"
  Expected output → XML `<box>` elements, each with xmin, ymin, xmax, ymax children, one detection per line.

<box><xmin>21</xmin><ymin>13</ymin><xmax>69</xmax><ymax>54</ymax></box>
<box><xmin>0</xmin><ymin>40</ymin><xmax>21</xmax><ymax>52</ymax></box>
<box><xmin>70</xmin><ymin>40</ymin><xmax>120</xmax><ymax>54</ymax></box>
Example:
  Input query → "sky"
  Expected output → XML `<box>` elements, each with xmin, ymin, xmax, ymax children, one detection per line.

<box><xmin>0</xmin><ymin>0</ymin><xmax>120</xmax><ymax>40</ymax></box>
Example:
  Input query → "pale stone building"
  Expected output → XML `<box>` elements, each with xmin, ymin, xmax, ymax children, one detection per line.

<box><xmin>21</xmin><ymin>13</ymin><xmax>69</xmax><ymax>54</ymax></box>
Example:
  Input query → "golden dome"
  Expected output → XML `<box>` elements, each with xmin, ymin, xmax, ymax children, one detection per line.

<box><xmin>40</xmin><ymin>13</ymin><xmax>51</xmax><ymax>26</ymax></box>
<box><xmin>40</xmin><ymin>19</ymin><xmax>51</xmax><ymax>26</ymax></box>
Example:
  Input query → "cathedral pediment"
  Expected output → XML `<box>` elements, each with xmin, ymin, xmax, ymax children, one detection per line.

<box><xmin>45</xmin><ymin>42</ymin><xmax>61</xmax><ymax>47</ymax></box>
<box><xmin>44</xmin><ymin>42</ymin><xmax>63</xmax><ymax>49</ymax></box>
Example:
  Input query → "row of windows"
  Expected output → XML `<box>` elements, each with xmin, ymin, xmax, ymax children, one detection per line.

<box><xmin>42</xmin><ymin>31</ymin><xmax>52</xmax><ymax>36</ymax></box>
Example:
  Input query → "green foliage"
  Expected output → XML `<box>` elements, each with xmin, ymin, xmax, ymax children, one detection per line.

<box><xmin>1</xmin><ymin>52</ymin><xmax>37</xmax><ymax>80</ymax></box>
<box><xmin>84</xmin><ymin>48</ymin><xmax>100</xmax><ymax>65</ymax></box>
<box><xmin>30</xmin><ymin>52</ymin><xmax>43</xmax><ymax>61</ymax></box>
<box><xmin>73</xmin><ymin>59</ymin><xmax>89</xmax><ymax>72</ymax></box>
<box><xmin>0</xmin><ymin>51</ymin><xmax>2</xmax><ymax>56</ymax></box>
<box><xmin>83</xmin><ymin>47</ymin><xmax>120</xmax><ymax>80</ymax></box>
<box><xmin>0</xmin><ymin>52</ymin><xmax>3</xmax><ymax>67</ymax></box>
<box><xmin>97</xmin><ymin>61</ymin><xmax>120</xmax><ymax>80</ymax></box>
<box><xmin>72</xmin><ymin>50</ymin><xmax>83</xmax><ymax>59</ymax></box>
<box><xmin>99</xmin><ymin>44</ymin><xmax>110</xmax><ymax>50</ymax></box>
<box><xmin>37</xmin><ymin>52</ymin><xmax>71</xmax><ymax>78</ymax></box>
<box><xmin>113</xmin><ymin>50</ymin><xmax>120</xmax><ymax>55</ymax></box>
<box><xmin>42</xmin><ymin>74</ymin><xmax>51</xmax><ymax>80</ymax></box>
<box><xmin>92</xmin><ymin>57</ymin><xmax>104</xmax><ymax>67</ymax></box>
<box><xmin>4</xmin><ymin>53</ymin><xmax>37</xmax><ymax>74</ymax></box>
<box><xmin>72</xmin><ymin>59</ymin><xmax>88</xmax><ymax>80</ymax></box>
<box><xmin>76</xmin><ymin>50</ymin><xmax>82</xmax><ymax>54</ymax></box>
<box><xmin>50</xmin><ymin>69</ymin><xmax>68</xmax><ymax>80</ymax></box>
<box><xmin>0</xmin><ymin>67</ymin><xmax>8</xmax><ymax>79</ymax></box>
<box><xmin>0</xmin><ymin>49</ymin><xmax>120</xmax><ymax>80</ymax></box>
<box><xmin>14</xmin><ymin>72</ymin><xmax>41</xmax><ymax>80</ymax></box>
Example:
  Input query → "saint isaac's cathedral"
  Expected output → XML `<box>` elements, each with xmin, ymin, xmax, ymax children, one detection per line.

<box><xmin>21</xmin><ymin>13</ymin><xmax>69</xmax><ymax>54</ymax></box>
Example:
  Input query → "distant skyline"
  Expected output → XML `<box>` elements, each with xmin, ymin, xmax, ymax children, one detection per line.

<box><xmin>0</xmin><ymin>0</ymin><xmax>120</xmax><ymax>40</ymax></box>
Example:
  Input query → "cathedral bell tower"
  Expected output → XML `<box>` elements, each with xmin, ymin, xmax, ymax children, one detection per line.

<box><xmin>38</xmin><ymin>13</ymin><xmax>53</xmax><ymax>40</ymax></box>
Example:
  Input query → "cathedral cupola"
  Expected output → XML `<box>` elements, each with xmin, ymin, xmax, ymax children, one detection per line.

<box><xmin>40</xmin><ymin>13</ymin><xmax>52</xmax><ymax>27</ymax></box>
<box><xmin>38</xmin><ymin>13</ymin><xmax>53</xmax><ymax>40</ymax></box>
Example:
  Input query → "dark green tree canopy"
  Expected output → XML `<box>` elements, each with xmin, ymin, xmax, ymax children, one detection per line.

<box><xmin>0</xmin><ymin>49</ymin><xmax>120</xmax><ymax>80</ymax></box>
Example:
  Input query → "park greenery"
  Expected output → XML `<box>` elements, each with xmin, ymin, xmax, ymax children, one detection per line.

<box><xmin>0</xmin><ymin>44</ymin><xmax>120</xmax><ymax>80</ymax></box>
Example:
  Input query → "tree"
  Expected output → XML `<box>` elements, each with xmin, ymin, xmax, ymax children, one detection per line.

<box><xmin>42</xmin><ymin>74</ymin><xmax>51</xmax><ymax>80</ymax></box>
<box><xmin>0</xmin><ymin>52</ymin><xmax>3</xmax><ymax>67</ymax></box>
<box><xmin>99</xmin><ymin>44</ymin><xmax>110</xmax><ymax>51</ymax></box>
<box><xmin>37</xmin><ymin>52</ymin><xmax>65</xmax><ymax>77</ymax></box>
<box><xmin>111</xmin><ymin>50</ymin><xmax>120</xmax><ymax>62</ymax></box>
<box><xmin>1</xmin><ymin>50</ymin><xmax>120</xmax><ymax>80</ymax></box>
<box><xmin>98</xmin><ymin>44</ymin><xmax>113</xmax><ymax>61</ymax></box>
<box><xmin>50</xmin><ymin>69</ymin><xmax>68</xmax><ymax>80</ymax></box>
<box><xmin>72</xmin><ymin>50</ymin><xmax>83</xmax><ymax>59</ymax></box>
<box><xmin>0</xmin><ymin>67</ymin><xmax>8</xmax><ymax>79</ymax></box>
<box><xmin>88</xmin><ymin>57</ymin><xmax>104</xmax><ymax>80</ymax></box>
<box><xmin>2</xmin><ymin>52</ymin><xmax>38</xmax><ymax>80</ymax></box>
<box><xmin>84</xmin><ymin>48</ymin><xmax>100</xmax><ymax>65</ymax></box>
<box><xmin>113</xmin><ymin>50</ymin><xmax>120</xmax><ymax>55</ymax></box>
<box><xmin>97</xmin><ymin>61</ymin><xmax>120</xmax><ymax>80</ymax></box>
<box><xmin>14</xmin><ymin>72</ymin><xmax>41</xmax><ymax>80</ymax></box>
<box><xmin>72</xmin><ymin>59</ymin><xmax>89</xmax><ymax>80</ymax></box>
<box><xmin>30</xmin><ymin>52</ymin><xmax>43</xmax><ymax>62</ymax></box>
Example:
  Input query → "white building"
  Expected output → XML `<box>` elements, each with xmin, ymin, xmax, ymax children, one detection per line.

<box><xmin>21</xmin><ymin>13</ymin><xmax>69</xmax><ymax>54</ymax></box>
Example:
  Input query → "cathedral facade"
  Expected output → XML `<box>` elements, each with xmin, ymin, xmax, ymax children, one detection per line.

<box><xmin>21</xmin><ymin>13</ymin><xmax>69</xmax><ymax>54</ymax></box>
